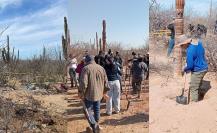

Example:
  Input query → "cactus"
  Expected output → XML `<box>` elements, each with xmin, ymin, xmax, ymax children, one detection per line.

<box><xmin>96</xmin><ymin>32</ymin><xmax>99</xmax><ymax>53</ymax></box>
<box><xmin>62</xmin><ymin>17</ymin><xmax>70</xmax><ymax>60</ymax></box>
<box><xmin>2</xmin><ymin>35</ymin><xmax>19</xmax><ymax>64</ymax></box>
<box><xmin>17</xmin><ymin>50</ymin><xmax>19</xmax><ymax>63</ymax></box>
<box><xmin>2</xmin><ymin>48</ymin><xmax>6</xmax><ymax>63</ymax></box>
<box><xmin>42</xmin><ymin>46</ymin><xmax>46</xmax><ymax>61</ymax></box>
<box><xmin>2</xmin><ymin>35</ymin><xmax>10</xmax><ymax>63</ymax></box>
<box><xmin>174</xmin><ymin>0</ymin><xmax>185</xmax><ymax>77</ymax></box>
<box><xmin>102</xmin><ymin>20</ymin><xmax>106</xmax><ymax>52</ymax></box>
<box><xmin>99</xmin><ymin>38</ymin><xmax>102</xmax><ymax>51</ymax></box>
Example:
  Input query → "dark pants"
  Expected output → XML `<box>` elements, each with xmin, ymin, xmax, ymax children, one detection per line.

<box><xmin>118</xmin><ymin>74</ymin><xmax>122</xmax><ymax>93</ymax></box>
<box><xmin>85</xmin><ymin>99</ymin><xmax>100</xmax><ymax>130</ymax></box>
<box><xmin>132</xmin><ymin>77</ymin><xmax>142</xmax><ymax>94</ymax></box>
<box><xmin>69</xmin><ymin>68</ymin><xmax>77</xmax><ymax>87</ymax></box>
<box><xmin>190</xmin><ymin>71</ymin><xmax>207</xmax><ymax>102</ymax></box>
<box><xmin>167</xmin><ymin>38</ymin><xmax>175</xmax><ymax>57</ymax></box>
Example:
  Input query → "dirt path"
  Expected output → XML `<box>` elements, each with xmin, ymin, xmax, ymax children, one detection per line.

<box><xmin>66</xmin><ymin>82</ymin><xmax>149</xmax><ymax>133</ymax></box>
<box><xmin>149</xmin><ymin>39</ymin><xmax>217</xmax><ymax>133</ymax></box>
<box><xmin>1</xmin><ymin>75</ymin><xmax>149</xmax><ymax>133</ymax></box>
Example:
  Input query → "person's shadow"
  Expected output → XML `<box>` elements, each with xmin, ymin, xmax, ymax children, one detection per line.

<box><xmin>199</xmin><ymin>80</ymin><xmax>211</xmax><ymax>101</ymax></box>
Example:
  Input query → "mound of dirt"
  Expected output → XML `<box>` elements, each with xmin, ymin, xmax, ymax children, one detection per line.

<box><xmin>149</xmin><ymin>39</ymin><xmax>217</xmax><ymax>133</ymax></box>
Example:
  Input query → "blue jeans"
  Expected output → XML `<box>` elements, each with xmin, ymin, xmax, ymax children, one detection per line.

<box><xmin>85</xmin><ymin>99</ymin><xmax>100</xmax><ymax>129</ymax></box>
<box><xmin>167</xmin><ymin>38</ymin><xmax>175</xmax><ymax>56</ymax></box>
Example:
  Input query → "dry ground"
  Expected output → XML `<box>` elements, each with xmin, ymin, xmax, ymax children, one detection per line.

<box><xmin>0</xmin><ymin>76</ymin><xmax>149</xmax><ymax>133</ymax></box>
<box><xmin>66</xmin><ymin>82</ymin><xmax>149</xmax><ymax>133</ymax></box>
<box><xmin>149</xmin><ymin>38</ymin><xmax>217</xmax><ymax>133</ymax></box>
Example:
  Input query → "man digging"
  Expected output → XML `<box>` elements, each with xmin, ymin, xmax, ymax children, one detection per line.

<box><xmin>176</xmin><ymin>25</ymin><xmax>208</xmax><ymax>103</ymax></box>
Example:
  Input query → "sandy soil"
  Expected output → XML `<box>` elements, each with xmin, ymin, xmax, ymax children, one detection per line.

<box><xmin>149</xmin><ymin>38</ymin><xmax>217</xmax><ymax>133</ymax></box>
<box><xmin>1</xmin><ymin>77</ymin><xmax>149</xmax><ymax>133</ymax></box>
<box><xmin>66</xmin><ymin>81</ymin><xmax>149</xmax><ymax>133</ymax></box>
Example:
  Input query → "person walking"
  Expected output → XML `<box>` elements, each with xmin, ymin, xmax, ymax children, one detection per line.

<box><xmin>76</xmin><ymin>57</ymin><xmax>85</xmax><ymax>82</ymax></box>
<box><xmin>104</xmin><ymin>56</ymin><xmax>122</xmax><ymax>115</ymax></box>
<box><xmin>131</xmin><ymin>55</ymin><xmax>148</xmax><ymax>98</ymax></box>
<box><xmin>79</xmin><ymin>55</ymin><xmax>110</xmax><ymax>133</ymax></box>
<box><xmin>68</xmin><ymin>54</ymin><xmax>78</xmax><ymax>88</ymax></box>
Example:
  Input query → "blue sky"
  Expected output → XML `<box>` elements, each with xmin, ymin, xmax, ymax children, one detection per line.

<box><xmin>0</xmin><ymin>0</ymin><xmax>67</xmax><ymax>59</ymax></box>
<box><xmin>157</xmin><ymin>0</ymin><xmax>217</xmax><ymax>16</ymax></box>
<box><xmin>0</xmin><ymin>0</ymin><xmax>148</xmax><ymax>59</ymax></box>
<box><xmin>68</xmin><ymin>0</ymin><xmax>149</xmax><ymax>49</ymax></box>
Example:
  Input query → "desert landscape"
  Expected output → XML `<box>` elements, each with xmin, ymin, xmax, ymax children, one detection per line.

<box><xmin>0</xmin><ymin>8</ymin><xmax>149</xmax><ymax>133</ymax></box>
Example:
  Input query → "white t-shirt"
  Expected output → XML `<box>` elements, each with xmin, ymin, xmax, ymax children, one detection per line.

<box><xmin>70</xmin><ymin>58</ymin><xmax>77</xmax><ymax>69</ymax></box>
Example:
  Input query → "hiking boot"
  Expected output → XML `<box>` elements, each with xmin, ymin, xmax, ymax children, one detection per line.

<box><xmin>114</xmin><ymin>111</ymin><xmax>119</xmax><ymax>114</ymax></box>
<box><xmin>137</xmin><ymin>92</ymin><xmax>141</xmax><ymax>99</ymax></box>
<box><xmin>132</xmin><ymin>90</ymin><xmax>137</xmax><ymax>95</ymax></box>
<box><xmin>105</xmin><ymin>112</ymin><xmax>112</xmax><ymax>116</ymax></box>
<box><xmin>86</xmin><ymin>127</ymin><xmax>93</xmax><ymax>133</ymax></box>
<box><xmin>94</xmin><ymin>125</ymin><xmax>101</xmax><ymax>133</ymax></box>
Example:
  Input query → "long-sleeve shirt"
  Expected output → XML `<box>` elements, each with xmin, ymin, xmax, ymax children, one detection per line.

<box><xmin>104</xmin><ymin>63</ymin><xmax>122</xmax><ymax>81</ymax></box>
<box><xmin>131</xmin><ymin>61</ymin><xmax>147</xmax><ymax>80</ymax></box>
<box><xmin>76</xmin><ymin>63</ymin><xmax>84</xmax><ymax>75</ymax></box>
<box><xmin>79</xmin><ymin>62</ymin><xmax>110</xmax><ymax>101</ymax></box>
<box><xmin>167</xmin><ymin>23</ymin><xmax>175</xmax><ymax>39</ymax></box>
<box><xmin>184</xmin><ymin>41</ymin><xmax>208</xmax><ymax>72</ymax></box>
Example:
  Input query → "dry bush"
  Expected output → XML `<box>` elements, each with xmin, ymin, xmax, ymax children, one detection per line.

<box><xmin>149</xmin><ymin>0</ymin><xmax>175</xmax><ymax>32</ymax></box>
<box><xmin>69</xmin><ymin>41</ymin><xmax>148</xmax><ymax>64</ymax></box>
<box><xmin>0</xmin><ymin>94</ymin><xmax>66</xmax><ymax>133</ymax></box>
<box><xmin>149</xmin><ymin>0</ymin><xmax>217</xmax><ymax>74</ymax></box>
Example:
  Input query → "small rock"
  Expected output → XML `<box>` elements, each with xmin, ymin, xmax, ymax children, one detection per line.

<box><xmin>42</xmin><ymin>124</ymin><xmax>47</xmax><ymax>128</ymax></box>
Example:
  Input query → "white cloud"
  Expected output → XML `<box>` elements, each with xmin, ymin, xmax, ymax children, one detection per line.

<box><xmin>0</xmin><ymin>0</ymin><xmax>67</xmax><ymax>58</ymax></box>
<box><xmin>0</xmin><ymin>0</ymin><xmax>22</xmax><ymax>10</ymax></box>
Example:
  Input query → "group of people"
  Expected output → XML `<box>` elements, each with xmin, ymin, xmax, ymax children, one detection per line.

<box><xmin>167</xmin><ymin>18</ymin><xmax>208</xmax><ymax>103</ymax></box>
<box><xmin>67</xmin><ymin>49</ymin><xmax>148</xmax><ymax>132</ymax></box>
<box><xmin>214</xmin><ymin>20</ymin><xmax>217</xmax><ymax>34</ymax></box>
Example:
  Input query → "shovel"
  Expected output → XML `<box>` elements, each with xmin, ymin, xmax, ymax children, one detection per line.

<box><xmin>176</xmin><ymin>73</ymin><xmax>189</xmax><ymax>105</ymax></box>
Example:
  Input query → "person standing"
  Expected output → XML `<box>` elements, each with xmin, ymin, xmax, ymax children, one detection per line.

<box><xmin>114</xmin><ymin>51</ymin><xmax>123</xmax><ymax>67</ymax></box>
<box><xmin>143</xmin><ymin>53</ymin><xmax>149</xmax><ymax>80</ymax></box>
<box><xmin>68</xmin><ymin>54</ymin><xmax>78</xmax><ymax>88</ymax></box>
<box><xmin>177</xmin><ymin>30</ymin><xmax>208</xmax><ymax>102</ymax></box>
<box><xmin>131</xmin><ymin>55</ymin><xmax>148</xmax><ymax>98</ymax></box>
<box><xmin>79</xmin><ymin>55</ymin><xmax>110</xmax><ymax>132</ymax></box>
<box><xmin>76</xmin><ymin>57</ymin><xmax>85</xmax><ymax>82</ymax></box>
<box><xmin>167</xmin><ymin>18</ymin><xmax>175</xmax><ymax>57</ymax></box>
<box><xmin>94</xmin><ymin>50</ymin><xmax>106</xmax><ymax>67</ymax></box>
<box><xmin>104</xmin><ymin>56</ymin><xmax>122</xmax><ymax>115</ymax></box>
<box><xmin>114</xmin><ymin>51</ymin><xmax>123</xmax><ymax>93</ymax></box>
<box><xmin>214</xmin><ymin>20</ymin><xmax>217</xmax><ymax>34</ymax></box>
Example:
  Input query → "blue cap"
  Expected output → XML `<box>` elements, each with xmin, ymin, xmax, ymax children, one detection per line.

<box><xmin>85</xmin><ymin>55</ymin><xmax>94</xmax><ymax>63</ymax></box>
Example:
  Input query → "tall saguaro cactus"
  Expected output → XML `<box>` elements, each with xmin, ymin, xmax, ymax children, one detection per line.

<box><xmin>2</xmin><ymin>36</ymin><xmax>10</xmax><ymax>63</ymax></box>
<box><xmin>99</xmin><ymin>38</ymin><xmax>102</xmax><ymax>51</ymax></box>
<box><xmin>96</xmin><ymin>32</ymin><xmax>99</xmax><ymax>53</ymax></box>
<box><xmin>2</xmin><ymin>35</ymin><xmax>19</xmax><ymax>64</ymax></box>
<box><xmin>174</xmin><ymin>0</ymin><xmax>185</xmax><ymax>77</ymax></box>
<box><xmin>102</xmin><ymin>20</ymin><xmax>106</xmax><ymax>52</ymax></box>
<box><xmin>62</xmin><ymin>17</ymin><xmax>70</xmax><ymax>60</ymax></box>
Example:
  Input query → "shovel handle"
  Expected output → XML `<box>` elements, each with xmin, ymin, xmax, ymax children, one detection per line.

<box><xmin>183</xmin><ymin>73</ymin><xmax>190</xmax><ymax>104</ymax></box>
<box><xmin>183</xmin><ymin>73</ymin><xmax>187</xmax><ymax>90</ymax></box>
